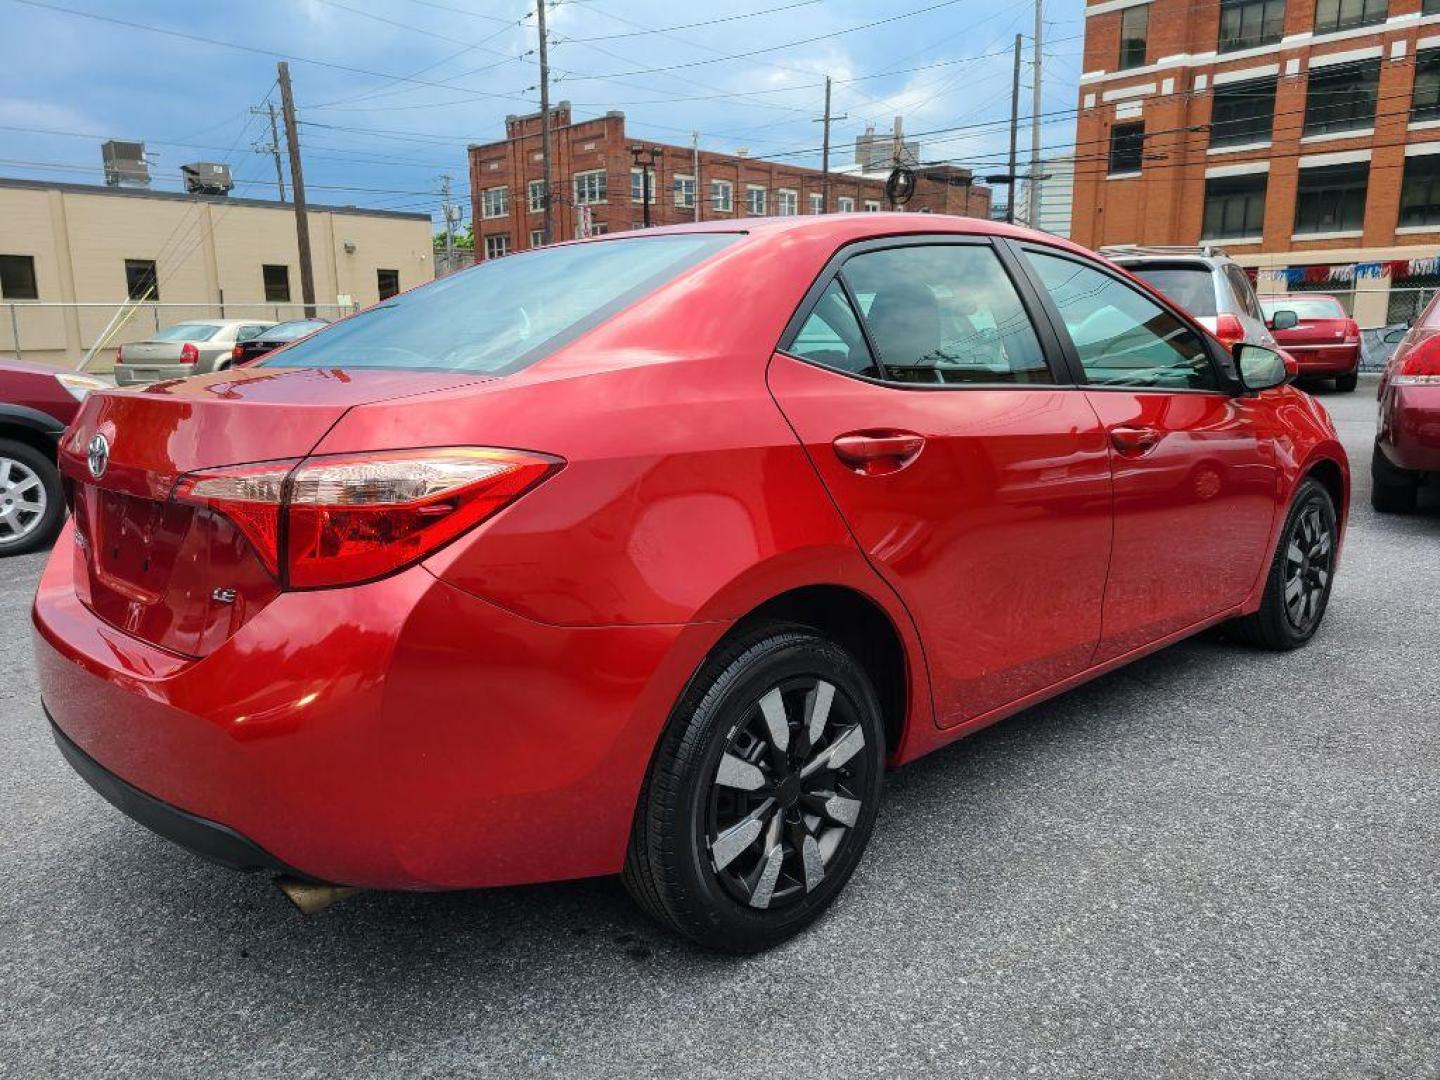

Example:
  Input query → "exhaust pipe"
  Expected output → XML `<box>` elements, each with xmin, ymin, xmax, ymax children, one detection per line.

<box><xmin>274</xmin><ymin>876</ymin><xmax>363</xmax><ymax>916</ymax></box>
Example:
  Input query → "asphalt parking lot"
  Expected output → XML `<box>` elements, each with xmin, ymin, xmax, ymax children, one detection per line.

<box><xmin>2</xmin><ymin>376</ymin><xmax>1436</xmax><ymax>1079</ymax></box>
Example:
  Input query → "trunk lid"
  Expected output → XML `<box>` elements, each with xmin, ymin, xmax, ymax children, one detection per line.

<box><xmin>59</xmin><ymin>366</ymin><xmax>484</xmax><ymax>656</ymax></box>
<box><xmin>119</xmin><ymin>341</ymin><xmax>190</xmax><ymax>363</ymax></box>
<box><xmin>1272</xmin><ymin>317</ymin><xmax>1352</xmax><ymax>346</ymax></box>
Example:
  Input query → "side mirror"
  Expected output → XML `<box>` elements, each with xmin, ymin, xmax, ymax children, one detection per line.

<box><xmin>1234</xmin><ymin>343</ymin><xmax>1290</xmax><ymax>392</ymax></box>
<box><xmin>1268</xmin><ymin>309</ymin><xmax>1298</xmax><ymax>331</ymax></box>
<box><xmin>1382</xmin><ymin>327</ymin><xmax>1408</xmax><ymax>345</ymax></box>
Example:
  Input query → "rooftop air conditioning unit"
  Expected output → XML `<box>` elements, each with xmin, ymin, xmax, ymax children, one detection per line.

<box><xmin>181</xmin><ymin>162</ymin><xmax>233</xmax><ymax>196</ymax></box>
<box><xmin>102</xmin><ymin>140</ymin><xmax>150</xmax><ymax>187</ymax></box>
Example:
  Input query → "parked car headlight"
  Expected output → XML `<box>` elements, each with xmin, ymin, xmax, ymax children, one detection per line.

<box><xmin>54</xmin><ymin>373</ymin><xmax>111</xmax><ymax>401</ymax></box>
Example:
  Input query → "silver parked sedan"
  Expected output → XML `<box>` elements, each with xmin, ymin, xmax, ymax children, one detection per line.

<box><xmin>114</xmin><ymin>319</ymin><xmax>274</xmax><ymax>386</ymax></box>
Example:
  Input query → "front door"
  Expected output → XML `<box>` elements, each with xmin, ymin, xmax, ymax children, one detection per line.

<box><xmin>1016</xmin><ymin>245</ymin><xmax>1279</xmax><ymax>660</ymax></box>
<box><xmin>767</xmin><ymin>238</ymin><xmax>1114</xmax><ymax>727</ymax></box>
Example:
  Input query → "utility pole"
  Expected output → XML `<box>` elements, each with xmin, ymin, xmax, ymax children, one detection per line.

<box><xmin>439</xmin><ymin>174</ymin><xmax>456</xmax><ymax>269</ymax></box>
<box><xmin>630</xmin><ymin>146</ymin><xmax>659</xmax><ymax>227</ymax></box>
<box><xmin>1007</xmin><ymin>33</ymin><xmax>1021</xmax><ymax>225</ymax></box>
<box><xmin>812</xmin><ymin>76</ymin><xmax>846</xmax><ymax>213</ymax></box>
<box><xmin>251</xmin><ymin>102</ymin><xmax>286</xmax><ymax>202</ymax></box>
<box><xmin>277</xmin><ymin>61</ymin><xmax>315</xmax><ymax>316</ymax></box>
<box><xmin>1028</xmin><ymin>0</ymin><xmax>1044</xmax><ymax>228</ymax></box>
<box><xmin>536</xmin><ymin>0</ymin><xmax>554</xmax><ymax>245</ymax></box>
<box><xmin>692</xmin><ymin>131</ymin><xmax>700</xmax><ymax>222</ymax></box>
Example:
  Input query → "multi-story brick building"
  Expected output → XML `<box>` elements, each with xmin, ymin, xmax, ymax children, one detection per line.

<box><xmin>467</xmin><ymin>104</ymin><xmax>991</xmax><ymax>261</ymax></box>
<box><xmin>1073</xmin><ymin>0</ymin><xmax>1440</xmax><ymax>325</ymax></box>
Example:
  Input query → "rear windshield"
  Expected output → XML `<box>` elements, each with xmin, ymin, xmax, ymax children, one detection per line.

<box><xmin>1261</xmin><ymin>297</ymin><xmax>1344</xmax><ymax>320</ymax></box>
<box><xmin>150</xmin><ymin>322</ymin><xmax>221</xmax><ymax>342</ymax></box>
<box><xmin>264</xmin><ymin>234</ymin><xmax>738</xmax><ymax>374</ymax></box>
<box><xmin>1121</xmin><ymin>265</ymin><xmax>1218</xmax><ymax>317</ymax></box>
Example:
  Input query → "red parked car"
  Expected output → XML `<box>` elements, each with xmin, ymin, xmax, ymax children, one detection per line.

<box><xmin>1259</xmin><ymin>295</ymin><xmax>1362</xmax><ymax>392</ymax></box>
<box><xmin>0</xmin><ymin>360</ymin><xmax>108</xmax><ymax>555</ymax></box>
<box><xmin>1373</xmin><ymin>291</ymin><xmax>1440</xmax><ymax>512</ymax></box>
<box><xmin>34</xmin><ymin>217</ymin><xmax>1349</xmax><ymax>951</ymax></box>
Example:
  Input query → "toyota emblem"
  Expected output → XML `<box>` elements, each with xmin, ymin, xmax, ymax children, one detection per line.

<box><xmin>87</xmin><ymin>433</ymin><xmax>110</xmax><ymax>480</ymax></box>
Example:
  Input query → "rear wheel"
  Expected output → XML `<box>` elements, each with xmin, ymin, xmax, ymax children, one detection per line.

<box><xmin>623</xmin><ymin>623</ymin><xmax>885</xmax><ymax>952</ymax></box>
<box><xmin>1231</xmin><ymin>478</ymin><xmax>1337</xmax><ymax>650</ymax></box>
<box><xmin>1371</xmin><ymin>442</ymin><xmax>1419</xmax><ymax>514</ymax></box>
<box><xmin>1335</xmin><ymin>370</ymin><xmax>1359</xmax><ymax>393</ymax></box>
<box><xmin>0</xmin><ymin>438</ymin><xmax>63</xmax><ymax>556</ymax></box>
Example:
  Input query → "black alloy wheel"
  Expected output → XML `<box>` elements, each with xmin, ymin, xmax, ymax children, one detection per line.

<box><xmin>1231</xmin><ymin>478</ymin><xmax>1338</xmax><ymax>650</ymax></box>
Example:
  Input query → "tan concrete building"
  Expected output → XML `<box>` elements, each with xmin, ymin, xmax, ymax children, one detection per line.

<box><xmin>0</xmin><ymin>177</ymin><xmax>434</xmax><ymax>369</ymax></box>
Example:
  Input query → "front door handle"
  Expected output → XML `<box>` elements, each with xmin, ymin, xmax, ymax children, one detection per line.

<box><xmin>1108</xmin><ymin>425</ymin><xmax>1163</xmax><ymax>456</ymax></box>
<box><xmin>832</xmin><ymin>430</ymin><xmax>926</xmax><ymax>475</ymax></box>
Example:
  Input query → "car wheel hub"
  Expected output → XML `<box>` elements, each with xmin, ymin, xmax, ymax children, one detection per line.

<box><xmin>0</xmin><ymin>457</ymin><xmax>47</xmax><ymax>544</ymax></box>
<box><xmin>1282</xmin><ymin>502</ymin><xmax>1333</xmax><ymax>633</ymax></box>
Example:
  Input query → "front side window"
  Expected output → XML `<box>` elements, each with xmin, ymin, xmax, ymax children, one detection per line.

<box><xmin>1109</xmin><ymin>122</ymin><xmax>1145</xmax><ymax>175</ymax></box>
<box><xmin>485</xmin><ymin>235</ymin><xmax>511</xmax><ymax>259</ymax></box>
<box><xmin>482</xmin><ymin>187</ymin><xmax>508</xmax><ymax>219</ymax></box>
<box><xmin>0</xmin><ymin>254</ymin><xmax>38</xmax><ymax>300</ymax></box>
<box><xmin>1294</xmin><ymin>162</ymin><xmax>1369</xmax><ymax>233</ymax></box>
<box><xmin>1210</xmin><ymin>76</ymin><xmax>1277</xmax><ymax>147</ymax></box>
<box><xmin>711</xmin><ymin>180</ymin><xmax>733</xmax><ymax>213</ymax></box>
<box><xmin>1202</xmin><ymin>173</ymin><xmax>1268</xmax><ymax>238</ymax></box>
<box><xmin>836</xmin><ymin>244</ymin><xmax>1051</xmax><ymax>386</ymax></box>
<box><xmin>266</xmin><ymin>234</ymin><xmax>736</xmax><ymax>376</ymax></box>
<box><xmin>787</xmin><ymin>280</ymin><xmax>881</xmax><ymax>379</ymax></box>
<box><xmin>1024</xmin><ymin>249</ymin><xmax>1219</xmax><ymax>391</ymax></box>
<box><xmin>125</xmin><ymin>258</ymin><xmax>158</xmax><ymax>301</ymax></box>
<box><xmin>1413</xmin><ymin>49</ymin><xmax>1440</xmax><ymax>121</ymax></box>
<box><xmin>527</xmin><ymin>179</ymin><xmax>546</xmax><ymax>213</ymax></box>
<box><xmin>674</xmin><ymin>175</ymin><xmax>696</xmax><ymax>209</ymax></box>
<box><xmin>1399</xmin><ymin>154</ymin><xmax>1440</xmax><ymax>228</ymax></box>
<box><xmin>263</xmin><ymin>263</ymin><xmax>291</xmax><ymax>303</ymax></box>
<box><xmin>1314</xmin><ymin>0</ymin><xmax>1386</xmax><ymax>34</ymax></box>
<box><xmin>573</xmin><ymin>170</ymin><xmax>607</xmax><ymax>205</ymax></box>
<box><xmin>1303</xmin><ymin>60</ymin><xmax>1380</xmax><ymax>134</ymax></box>
<box><xmin>377</xmin><ymin>269</ymin><xmax>400</xmax><ymax>300</ymax></box>
<box><xmin>746</xmin><ymin>186</ymin><xmax>766</xmax><ymax>215</ymax></box>
<box><xmin>1219</xmin><ymin>0</ymin><xmax>1286</xmax><ymax>52</ymax></box>
<box><xmin>1120</xmin><ymin>4</ymin><xmax>1149</xmax><ymax>70</ymax></box>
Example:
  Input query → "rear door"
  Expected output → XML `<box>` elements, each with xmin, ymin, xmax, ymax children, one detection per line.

<box><xmin>767</xmin><ymin>236</ymin><xmax>1114</xmax><ymax>728</ymax></box>
<box><xmin>1014</xmin><ymin>243</ymin><xmax>1279</xmax><ymax>660</ymax></box>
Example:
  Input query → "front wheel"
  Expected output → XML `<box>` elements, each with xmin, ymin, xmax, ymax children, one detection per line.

<box><xmin>1230</xmin><ymin>478</ymin><xmax>1337</xmax><ymax>650</ymax></box>
<box><xmin>623</xmin><ymin>623</ymin><xmax>885</xmax><ymax>952</ymax></box>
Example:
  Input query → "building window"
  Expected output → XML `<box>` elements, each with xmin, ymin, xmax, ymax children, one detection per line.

<box><xmin>529</xmin><ymin>229</ymin><xmax>545</xmax><ymax>248</ymax></box>
<box><xmin>746</xmin><ymin>185</ymin><xmax>766</xmax><ymax>215</ymax></box>
<box><xmin>481</xmin><ymin>186</ymin><xmax>508</xmax><ymax>219</ymax></box>
<box><xmin>0</xmin><ymin>255</ymin><xmax>38</xmax><ymax>300</ymax></box>
<box><xmin>1294</xmin><ymin>162</ymin><xmax>1369</xmax><ymax>234</ymax></box>
<box><xmin>1400</xmin><ymin>154</ymin><xmax>1440</xmax><ymax>227</ymax></box>
<box><xmin>1119</xmin><ymin>4</ymin><xmax>1149</xmax><ymax>70</ymax></box>
<box><xmin>838</xmin><ymin>196</ymin><xmax>855</xmax><ymax>212</ymax></box>
<box><xmin>591</xmin><ymin>222</ymin><xmax>609</xmax><ymax>235</ymax></box>
<box><xmin>484</xmin><ymin>235</ymin><xmax>511</xmax><ymax>259</ymax></box>
<box><xmin>1303</xmin><ymin>59</ymin><xmax>1380</xmax><ymax>135</ymax></box>
<box><xmin>630</xmin><ymin>168</ymin><xmax>649</xmax><ymax>203</ymax></box>
<box><xmin>1427</xmin><ymin>0</ymin><xmax>1440</xmax><ymax>12</ymax></box>
<box><xmin>124</xmin><ymin>259</ymin><xmax>159</xmax><ymax>301</ymax></box>
<box><xmin>1219</xmin><ymin>0</ymin><xmax>1285</xmax><ymax>52</ymax></box>
<box><xmin>1210</xmin><ymin>76</ymin><xmax>1277</xmax><ymax>147</ymax></box>
<box><xmin>1108</xmin><ymin>122</ymin><xmax>1145</xmax><ymax>175</ymax></box>
<box><xmin>809</xmin><ymin>193</ymin><xmax>824</xmax><ymax>214</ymax></box>
<box><xmin>672</xmin><ymin>174</ymin><xmax>696</xmax><ymax>209</ymax></box>
<box><xmin>573</xmin><ymin>169</ymin><xmax>607</xmax><ymax>205</ymax></box>
<box><xmin>776</xmin><ymin>189</ymin><xmax>798</xmax><ymax>215</ymax></box>
<box><xmin>1314</xmin><ymin>0</ymin><xmax>1387</xmax><ymax>34</ymax></box>
<box><xmin>864</xmin><ymin>199</ymin><xmax>883</xmax><ymax>212</ymax></box>
<box><xmin>1414</xmin><ymin>49</ymin><xmax>1440</xmax><ymax>121</ymax></box>
<box><xmin>262</xmin><ymin>264</ymin><xmax>290</xmax><ymax>303</ymax></box>
<box><xmin>527</xmin><ymin>179</ymin><xmax>546</xmax><ymax>214</ymax></box>
<box><xmin>710</xmin><ymin>179</ymin><xmax>733</xmax><ymax>212</ymax></box>
<box><xmin>377</xmin><ymin>269</ymin><xmax>400</xmax><ymax>299</ymax></box>
<box><xmin>1202</xmin><ymin>174</ymin><xmax>1268</xmax><ymax>238</ymax></box>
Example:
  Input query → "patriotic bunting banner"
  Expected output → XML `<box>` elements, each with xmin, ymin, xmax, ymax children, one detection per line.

<box><xmin>1259</xmin><ymin>256</ymin><xmax>1440</xmax><ymax>284</ymax></box>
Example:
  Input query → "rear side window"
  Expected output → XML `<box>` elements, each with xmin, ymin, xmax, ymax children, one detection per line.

<box><xmin>789</xmin><ymin>281</ymin><xmax>880</xmax><ymax>378</ymax></box>
<box><xmin>1225</xmin><ymin>265</ymin><xmax>1264</xmax><ymax>320</ymax></box>
<box><xmin>790</xmin><ymin>244</ymin><xmax>1051</xmax><ymax>385</ymax></box>
<box><xmin>1025</xmin><ymin>249</ymin><xmax>1219</xmax><ymax>391</ymax></box>
<box><xmin>151</xmin><ymin>322</ymin><xmax>221</xmax><ymax>343</ymax></box>
<box><xmin>266</xmin><ymin>234</ymin><xmax>737</xmax><ymax>374</ymax></box>
<box><xmin>1121</xmin><ymin>263</ymin><xmax>1218</xmax><ymax>317</ymax></box>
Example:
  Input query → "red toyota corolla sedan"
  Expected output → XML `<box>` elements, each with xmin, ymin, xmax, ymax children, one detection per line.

<box><xmin>1373</xmin><ymin>290</ymin><xmax>1440</xmax><ymax>512</ymax></box>
<box><xmin>34</xmin><ymin>216</ymin><xmax>1349</xmax><ymax>951</ymax></box>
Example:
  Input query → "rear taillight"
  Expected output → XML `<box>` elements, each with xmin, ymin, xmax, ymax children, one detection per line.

<box><xmin>116</xmin><ymin>345</ymin><xmax>126</xmax><ymax>363</ymax></box>
<box><xmin>1344</xmin><ymin>319</ymin><xmax>1360</xmax><ymax>345</ymax></box>
<box><xmin>1214</xmin><ymin>313</ymin><xmax>1246</xmax><ymax>349</ymax></box>
<box><xmin>1396</xmin><ymin>337</ymin><xmax>1440</xmax><ymax>385</ymax></box>
<box><xmin>232</xmin><ymin>344</ymin><xmax>245</xmax><ymax>361</ymax></box>
<box><xmin>173</xmin><ymin>447</ymin><xmax>562</xmax><ymax>588</ymax></box>
<box><xmin>180</xmin><ymin>342</ymin><xmax>199</xmax><ymax>364</ymax></box>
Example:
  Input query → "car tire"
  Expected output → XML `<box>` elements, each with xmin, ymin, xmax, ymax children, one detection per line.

<box><xmin>0</xmin><ymin>438</ymin><xmax>65</xmax><ymax>557</ymax></box>
<box><xmin>623</xmin><ymin>621</ymin><xmax>886</xmax><ymax>953</ymax></box>
<box><xmin>1230</xmin><ymin>478</ymin><xmax>1337</xmax><ymax>651</ymax></box>
<box><xmin>1371</xmin><ymin>445</ymin><xmax>1420</xmax><ymax>514</ymax></box>
<box><xmin>1335</xmin><ymin>371</ymin><xmax>1359</xmax><ymax>393</ymax></box>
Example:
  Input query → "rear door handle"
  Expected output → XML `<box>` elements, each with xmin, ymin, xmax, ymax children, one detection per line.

<box><xmin>832</xmin><ymin>430</ymin><xmax>926</xmax><ymax>475</ymax></box>
<box><xmin>1108</xmin><ymin>425</ymin><xmax>1163</xmax><ymax>456</ymax></box>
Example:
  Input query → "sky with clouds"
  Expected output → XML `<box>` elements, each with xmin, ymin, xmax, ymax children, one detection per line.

<box><xmin>2</xmin><ymin>0</ymin><xmax>1086</xmax><ymax>228</ymax></box>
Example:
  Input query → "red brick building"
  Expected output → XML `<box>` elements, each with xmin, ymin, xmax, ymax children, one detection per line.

<box><xmin>1073</xmin><ymin>0</ymin><xmax>1440</xmax><ymax>326</ymax></box>
<box><xmin>467</xmin><ymin>103</ymin><xmax>991</xmax><ymax>261</ymax></box>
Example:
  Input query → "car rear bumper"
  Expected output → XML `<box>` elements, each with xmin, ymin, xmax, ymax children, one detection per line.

<box><xmin>34</xmin><ymin>525</ymin><xmax>724</xmax><ymax>890</ymax></box>
<box><xmin>1379</xmin><ymin>384</ymin><xmax>1440</xmax><ymax>473</ymax></box>
<box><xmin>1283</xmin><ymin>344</ymin><xmax>1360</xmax><ymax>374</ymax></box>
<box><xmin>114</xmin><ymin>364</ymin><xmax>195</xmax><ymax>386</ymax></box>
